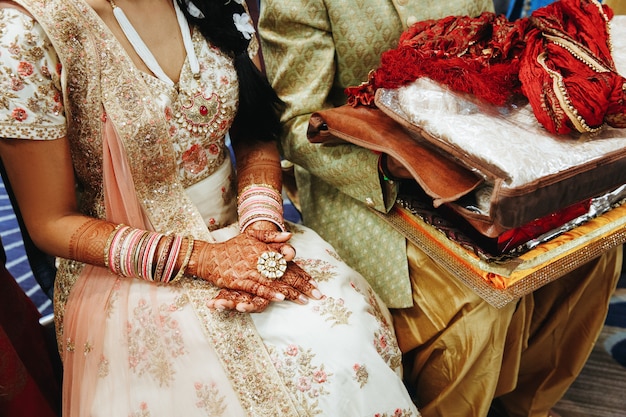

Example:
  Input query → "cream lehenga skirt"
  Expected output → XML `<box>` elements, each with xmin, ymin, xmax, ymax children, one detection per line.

<box><xmin>59</xmin><ymin>148</ymin><xmax>419</xmax><ymax>416</ymax></box>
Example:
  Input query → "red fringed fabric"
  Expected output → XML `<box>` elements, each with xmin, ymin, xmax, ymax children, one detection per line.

<box><xmin>346</xmin><ymin>0</ymin><xmax>626</xmax><ymax>136</ymax></box>
<box><xmin>520</xmin><ymin>0</ymin><xmax>626</xmax><ymax>134</ymax></box>
<box><xmin>346</xmin><ymin>12</ymin><xmax>529</xmax><ymax>107</ymax></box>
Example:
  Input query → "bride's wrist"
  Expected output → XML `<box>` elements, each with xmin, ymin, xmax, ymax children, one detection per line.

<box><xmin>237</xmin><ymin>183</ymin><xmax>285</xmax><ymax>232</ymax></box>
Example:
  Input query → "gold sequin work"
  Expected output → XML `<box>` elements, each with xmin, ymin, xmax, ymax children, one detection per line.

<box><xmin>6</xmin><ymin>0</ymin><xmax>300</xmax><ymax>414</ymax></box>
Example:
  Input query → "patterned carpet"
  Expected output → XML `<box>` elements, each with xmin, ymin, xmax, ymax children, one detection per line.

<box><xmin>1</xmin><ymin>175</ymin><xmax>625</xmax><ymax>415</ymax></box>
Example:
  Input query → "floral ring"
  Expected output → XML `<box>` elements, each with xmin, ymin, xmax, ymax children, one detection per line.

<box><xmin>257</xmin><ymin>251</ymin><xmax>287</xmax><ymax>279</ymax></box>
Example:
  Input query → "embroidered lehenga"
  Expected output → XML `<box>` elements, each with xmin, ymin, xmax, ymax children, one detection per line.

<box><xmin>0</xmin><ymin>0</ymin><xmax>419</xmax><ymax>415</ymax></box>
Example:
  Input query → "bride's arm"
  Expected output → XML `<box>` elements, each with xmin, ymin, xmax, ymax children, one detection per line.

<box><xmin>0</xmin><ymin>3</ymin><xmax>316</xmax><ymax>313</ymax></box>
<box><xmin>0</xmin><ymin>137</ymin><xmax>109</xmax><ymax>263</ymax></box>
<box><xmin>0</xmin><ymin>136</ymin><xmax>313</xmax><ymax>311</ymax></box>
<box><xmin>218</xmin><ymin>129</ymin><xmax>322</xmax><ymax>306</ymax></box>
<box><xmin>232</xmin><ymin>135</ymin><xmax>287</xmax><ymax>234</ymax></box>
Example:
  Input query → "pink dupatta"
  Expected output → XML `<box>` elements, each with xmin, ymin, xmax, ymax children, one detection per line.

<box><xmin>60</xmin><ymin>120</ymin><xmax>154</xmax><ymax>416</ymax></box>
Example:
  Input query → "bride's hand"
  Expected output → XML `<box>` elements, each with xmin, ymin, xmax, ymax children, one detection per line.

<box><xmin>209</xmin><ymin>288</ymin><xmax>272</xmax><ymax>313</ymax></box>
<box><xmin>190</xmin><ymin>233</ymin><xmax>321</xmax><ymax>312</ymax></box>
<box><xmin>245</xmin><ymin>220</ymin><xmax>296</xmax><ymax>260</ymax></box>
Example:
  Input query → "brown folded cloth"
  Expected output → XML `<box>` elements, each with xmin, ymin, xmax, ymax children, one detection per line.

<box><xmin>307</xmin><ymin>104</ymin><xmax>483</xmax><ymax>207</ymax></box>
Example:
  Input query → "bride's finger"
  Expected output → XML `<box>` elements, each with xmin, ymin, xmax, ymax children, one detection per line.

<box><xmin>265</xmin><ymin>242</ymin><xmax>296</xmax><ymax>261</ymax></box>
<box><xmin>280</xmin><ymin>264</ymin><xmax>322</xmax><ymax>300</ymax></box>
<box><xmin>208</xmin><ymin>289</ymin><xmax>271</xmax><ymax>313</ymax></box>
<box><xmin>279</xmin><ymin>243</ymin><xmax>296</xmax><ymax>260</ymax></box>
<box><xmin>246</xmin><ymin>228</ymin><xmax>292</xmax><ymax>243</ymax></box>
<box><xmin>228</xmin><ymin>278</ymin><xmax>287</xmax><ymax>302</ymax></box>
<box><xmin>255</xmin><ymin>257</ymin><xmax>322</xmax><ymax>302</ymax></box>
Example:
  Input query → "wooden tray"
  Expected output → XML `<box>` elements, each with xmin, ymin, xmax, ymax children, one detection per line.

<box><xmin>374</xmin><ymin>202</ymin><xmax>626</xmax><ymax>308</ymax></box>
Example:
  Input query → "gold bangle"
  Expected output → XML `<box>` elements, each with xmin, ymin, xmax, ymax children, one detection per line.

<box><xmin>170</xmin><ymin>236</ymin><xmax>195</xmax><ymax>283</ymax></box>
<box><xmin>153</xmin><ymin>234</ymin><xmax>173</xmax><ymax>282</ymax></box>
<box><xmin>237</xmin><ymin>183</ymin><xmax>282</xmax><ymax>204</ymax></box>
<box><xmin>112</xmin><ymin>227</ymin><xmax>132</xmax><ymax>275</ymax></box>
<box><xmin>133</xmin><ymin>231</ymin><xmax>151</xmax><ymax>279</ymax></box>
<box><xmin>103</xmin><ymin>223</ymin><xmax>125</xmax><ymax>269</ymax></box>
<box><xmin>239</xmin><ymin>182</ymin><xmax>281</xmax><ymax>195</ymax></box>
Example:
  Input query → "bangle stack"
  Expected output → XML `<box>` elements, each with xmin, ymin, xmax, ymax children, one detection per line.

<box><xmin>238</xmin><ymin>183</ymin><xmax>286</xmax><ymax>233</ymax></box>
<box><xmin>103</xmin><ymin>225</ymin><xmax>194</xmax><ymax>283</ymax></box>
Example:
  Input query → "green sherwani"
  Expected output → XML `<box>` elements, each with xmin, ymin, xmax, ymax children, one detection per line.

<box><xmin>260</xmin><ymin>3</ymin><xmax>624</xmax><ymax>417</ymax></box>
<box><xmin>259</xmin><ymin>0</ymin><xmax>494</xmax><ymax>308</ymax></box>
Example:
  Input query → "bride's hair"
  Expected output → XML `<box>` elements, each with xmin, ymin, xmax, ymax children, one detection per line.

<box><xmin>177</xmin><ymin>0</ymin><xmax>284</xmax><ymax>145</ymax></box>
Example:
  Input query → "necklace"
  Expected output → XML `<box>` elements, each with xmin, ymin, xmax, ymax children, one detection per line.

<box><xmin>107</xmin><ymin>0</ymin><xmax>199</xmax><ymax>85</ymax></box>
<box><xmin>108</xmin><ymin>0</ymin><xmax>229</xmax><ymax>136</ymax></box>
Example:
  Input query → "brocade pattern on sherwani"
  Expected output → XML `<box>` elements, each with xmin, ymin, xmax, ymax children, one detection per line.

<box><xmin>259</xmin><ymin>0</ymin><xmax>494</xmax><ymax>308</ymax></box>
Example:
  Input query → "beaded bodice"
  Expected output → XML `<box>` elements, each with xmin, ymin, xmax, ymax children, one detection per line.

<box><xmin>139</xmin><ymin>28</ymin><xmax>238</xmax><ymax>189</ymax></box>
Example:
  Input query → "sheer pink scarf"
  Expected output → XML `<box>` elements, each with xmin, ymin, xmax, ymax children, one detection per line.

<box><xmin>60</xmin><ymin>119</ymin><xmax>153</xmax><ymax>416</ymax></box>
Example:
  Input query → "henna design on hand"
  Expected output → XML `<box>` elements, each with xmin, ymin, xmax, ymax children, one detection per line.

<box><xmin>211</xmin><ymin>289</ymin><xmax>271</xmax><ymax>313</ymax></box>
<box><xmin>188</xmin><ymin>233</ymin><xmax>319</xmax><ymax>310</ymax></box>
<box><xmin>69</xmin><ymin>219</ymin><xmax>116</xmax><ymax>266</ymax></box>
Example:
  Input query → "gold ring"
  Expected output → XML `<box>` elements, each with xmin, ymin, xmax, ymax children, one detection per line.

<box><xmin>257</xmin><ymin>251</ymin><xmax>287</xmax><ymax>279</ymax></box>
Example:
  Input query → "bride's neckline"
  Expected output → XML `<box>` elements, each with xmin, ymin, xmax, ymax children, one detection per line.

<box><xmin>106</xmin><ymin>0</ymin><xmax>199</xmax><ymax>86</ymax></box>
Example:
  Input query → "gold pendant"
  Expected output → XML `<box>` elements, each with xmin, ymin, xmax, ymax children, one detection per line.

<box><xmin>176</xmin><ymin>90</ymin><xmax>223</xmax><ymax>135</ymax></box>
